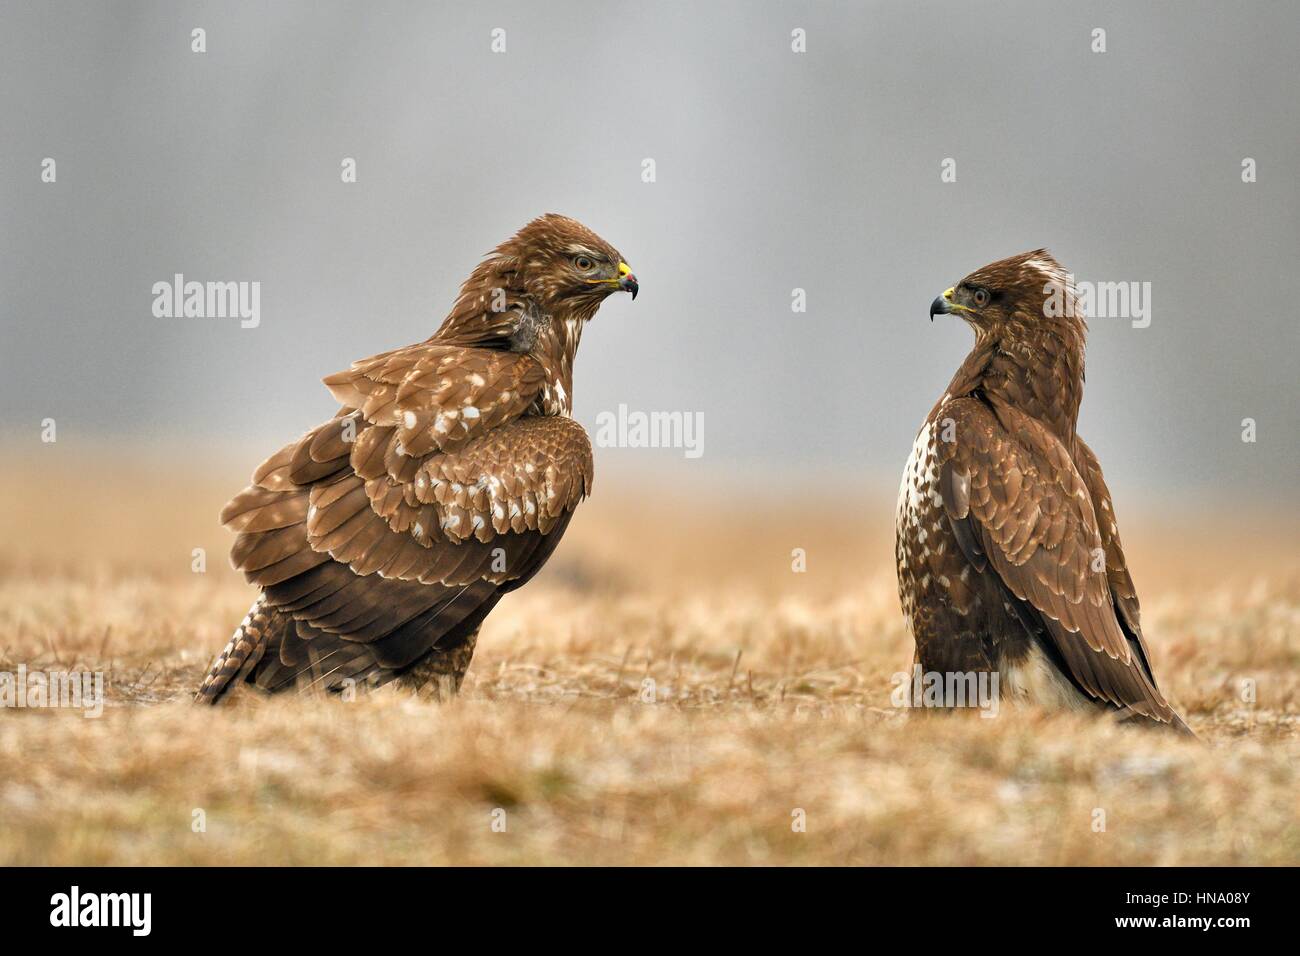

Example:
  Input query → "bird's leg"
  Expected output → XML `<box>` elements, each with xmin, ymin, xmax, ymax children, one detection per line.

<box><xmin>399</xmin><ymin>628</ymin><xmax>479</xmax><ymax>701</ymax></box>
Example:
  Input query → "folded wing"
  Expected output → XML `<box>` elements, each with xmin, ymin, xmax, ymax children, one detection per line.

<box><xmin>935</xmin><ymin>397</ymin><xmax>1188</xmax><ymax>731</ymax></box>
<box><xmin>209</xmin><ymin>342</ymin><xmax>592</xmax><ymax>695</ymax></box>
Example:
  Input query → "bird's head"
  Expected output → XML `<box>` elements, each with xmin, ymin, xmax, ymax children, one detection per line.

<box><xmin>499</xmin><ymin>213</ymin><xmax>638</xmax><ymax>311</ymax></box>
<box><xmin>929</xmin><ymin>249</ymin><xmax>1082</xmax><ymax>339</ymax></box>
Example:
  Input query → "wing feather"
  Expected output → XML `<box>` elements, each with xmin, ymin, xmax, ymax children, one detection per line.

<box><xmin>214</xmin><ymin>332</ymin><xmax>593</xmax><ymax>695</ymax></box>
<box><xmin>936</xmin><ymin>397</ymin><xmax>1188</xmax><ymax>731</ymax></box>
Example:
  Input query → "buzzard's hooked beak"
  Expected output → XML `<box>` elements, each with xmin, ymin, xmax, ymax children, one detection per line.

<box><xmin>929</xmin><ymin>287</ymin><xmax>969</xmax><ymax>321</ymax></box>
<box><xmin>618</xmin><ymin>261</ymin><xmax>638</xmax><ymax>300</ymax></box>
<box><xmin>590</xmin><ymin>261</ymin><xmax>638</xmax><ymax>299</ymax></box>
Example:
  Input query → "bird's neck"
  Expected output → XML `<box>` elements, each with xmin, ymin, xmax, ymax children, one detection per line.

<box><xmin>435</xmin><ymin>259</ymin><xmax>588</xmax><ymax>417</ymax></box>
<box><xmin>946</xmin><ymin>324</ymin><xmax>1086</xmax><ymax>441</ymax></box>
<box><xmin>533</xmin><ymin>310</ymin><xmax>584</xmax><ymax>417</ymax></box>
<box><xmin>434</xmin><ymin>256</ymin><xmax>526</xmax><ymax>346</ymax></box>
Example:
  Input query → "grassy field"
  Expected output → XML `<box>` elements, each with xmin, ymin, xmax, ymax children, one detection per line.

<box><xmin>1</xmin><ymin>443</ymin><xmax>1296</xmax><ymax>865</ymax></box>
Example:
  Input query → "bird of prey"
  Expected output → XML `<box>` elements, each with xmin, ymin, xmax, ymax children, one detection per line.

<box><xmin>196</xmin><ymin>214</ymin><xmax>638</xmax><ymax>703</ymax></box>
<box><xmin>895</xmin><ymin>250</ymin><xmax>1192</xmax><ymax>734</ymax></box>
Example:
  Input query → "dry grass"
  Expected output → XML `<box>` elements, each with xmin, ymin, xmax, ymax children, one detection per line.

<box><xmin>1</xmin><ymin>443</ymin><xmax>1296</xmax><ymax>865</ymax></box>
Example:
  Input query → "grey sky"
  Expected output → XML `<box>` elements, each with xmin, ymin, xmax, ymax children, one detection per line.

<box><xmin>2</xmin><ymin>0</ymin><xmax>1296</xmax><ymax>496</ymax></box>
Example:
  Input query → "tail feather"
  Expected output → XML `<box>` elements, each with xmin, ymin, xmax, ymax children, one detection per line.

<box><xmin>194</xmin><ymin>599</ymin><xmax>276</xmax><ymax>704</ymax></box>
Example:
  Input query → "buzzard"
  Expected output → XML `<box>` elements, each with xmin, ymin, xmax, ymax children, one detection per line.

<box><xmin>195</xmin><ymin>214</ymin><xmax>637</xmax><ymax>703</ymax></box>
<box><xmin>896</xmin><ymin>250</ymin><xmax>1192</xmax><ymax>734</ymax></box>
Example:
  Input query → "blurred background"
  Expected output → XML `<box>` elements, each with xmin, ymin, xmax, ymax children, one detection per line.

<box><xmin>1</xmin><ymin>0</ymin><xmax>1296</xmax><ymax>498</ymax></box>
<box><xmin>1</xmin><ymin>3</ymin><xmax>1297</xmax><ymax>866</ymax></box>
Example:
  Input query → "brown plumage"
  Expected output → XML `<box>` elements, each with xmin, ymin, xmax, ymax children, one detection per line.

<box><xmin>196</xmin><ymin>214</ymin><xmax>637</xmax><ymax>703</ymax></box>
<box><xmin>896</xmin><ymin>250</ymin><xmax>1192</xmax><ymax>734</ymax></box>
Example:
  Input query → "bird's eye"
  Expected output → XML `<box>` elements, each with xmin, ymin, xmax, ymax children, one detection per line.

<box><xmin>973</xmin><ymin>288</ymin><xmax>990</xmax><ymax>307</ymax></box>
<box><xmin>573</xmin><ymin>256</ymin><xmax>594</xmax><ymax>271</ymax></box>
